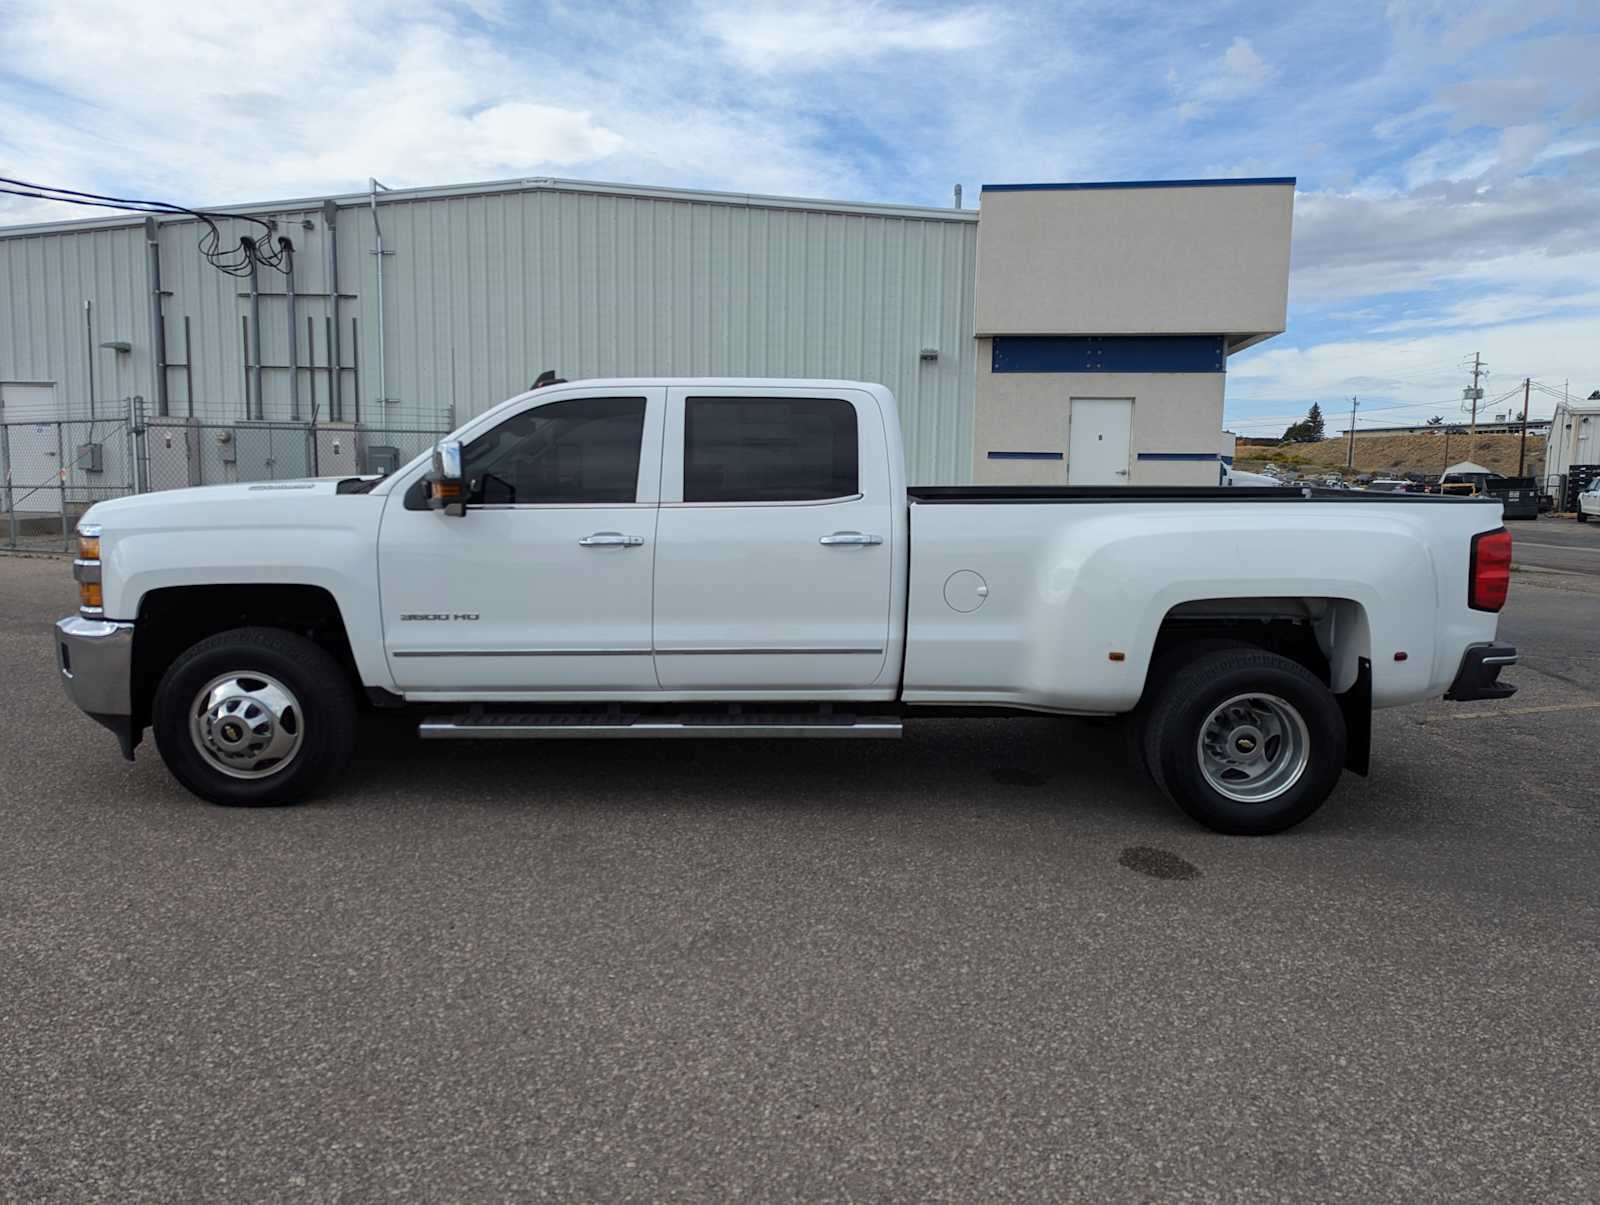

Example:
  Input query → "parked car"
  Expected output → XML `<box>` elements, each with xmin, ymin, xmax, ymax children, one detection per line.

<box><xmin>1579</xmin><ymin>482</ymin><xmax>1600</xmax><ymax>522</ymax></box>
<box><xmin>1365</xmin><ymin>479</ymin><xmax>1412</xmax><ymax>493</ymax></box>
<box><xmin>1223</xmin><ymin>468</ymin><xmax>1282</xmax><ymax>487</ymax></box>
<box><xmin>56</xmin><ymin>378</ymin><xmax>1518</xmax><ymax>836</ymax></box>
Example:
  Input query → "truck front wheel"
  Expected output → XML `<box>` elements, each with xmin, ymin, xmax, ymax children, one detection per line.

<box><xmin>1141</xmin><ymin>646</ymin><xmax>1346</xmax><ymax>835</ymax></box>
<box><xmin>152</xmin><ymin>626</ymin><xmax>356</xmax><ymax>807</ymax></box>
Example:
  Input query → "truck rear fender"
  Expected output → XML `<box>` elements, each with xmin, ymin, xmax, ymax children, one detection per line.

<box><xmin>1144</xmin><ymin>596</ymin><xmax>1373</xmax><ymax>776</ymax></box>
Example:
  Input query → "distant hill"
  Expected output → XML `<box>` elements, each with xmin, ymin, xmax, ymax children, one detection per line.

<box><xmin>1238</xmin><ymin>431</ymin><xmax>1545</xmax><ymax>479</ymax></box>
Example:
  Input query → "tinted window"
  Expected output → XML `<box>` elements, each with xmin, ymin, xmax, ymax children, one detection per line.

<box><xmin>684</xmin><ymin>397</ymin><xmax>858</xmax><ymax>502</ymax></box>
<box><xmin>463</xmin><ymin>397</ymin><xmax>645</xmax><ymax>505</ymax></box>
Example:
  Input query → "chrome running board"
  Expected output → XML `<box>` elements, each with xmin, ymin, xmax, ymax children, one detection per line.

<box><xmin>418</xmin><ymin>710</ymin><xmax>902</xmax><ymax>740</ymax></box>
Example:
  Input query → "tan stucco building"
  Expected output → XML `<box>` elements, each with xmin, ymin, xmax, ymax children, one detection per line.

<box><xmin>972</xmin><ymin>178</ymin><xmax>1294</xmax><ymax>485</ymax></box>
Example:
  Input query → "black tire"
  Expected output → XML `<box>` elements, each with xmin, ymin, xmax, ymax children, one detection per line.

<box><xmin>1128</xmin><ymin>638</ymin><xmax>1242</xmax><ymax>787</ymax></box>
<box><xmin>153</xmin><ymin>626</ymin><xmax>356</xmax><ymax>807</ymax></box>
<box><xmin>1578</xmin><ymin>512</ymin><xmax>1589</xmax><ymax>523</ymax></box>
<box><xmin>1140</xmin><ymin>645</ymin><xmax>1346</xmax><ymax>835</ymax></box>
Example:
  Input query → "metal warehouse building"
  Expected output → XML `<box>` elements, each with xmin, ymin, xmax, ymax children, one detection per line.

<box><xmin>0</xmin><ymin>173</ymin><xmax>1292</xmax><ymax>496</ymax></box>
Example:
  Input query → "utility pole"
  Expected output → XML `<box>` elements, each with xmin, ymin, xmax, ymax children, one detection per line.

<box><xmin>1346</xmin><ymin>396</ymin><xmax>1358</xmax><ymax>469</ymax></box>
<box><xmin>1517</xmin><ymin>376</ymin><xmax>1531</xmax><ymax>479</ymax></box>
<box><xmin>1465</xmin><ymin>352</ymin><xmax>1485</xmax><ymax>436</ymax></box>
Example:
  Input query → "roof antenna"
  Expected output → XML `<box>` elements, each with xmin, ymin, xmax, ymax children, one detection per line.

<box><xmin>531</xmin><ymin>369</ymin><xmax>566</xmax><ymax>389</ymax></box>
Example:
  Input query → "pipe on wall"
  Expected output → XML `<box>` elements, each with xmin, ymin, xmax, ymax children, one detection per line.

<box><xmin>144</xmin><ymin>216</ymin><xmax>170</xmax><ymax>417</ymax></box>
<box><xmin>285</xmin><ymin>240</ymin><xmax>299</xmax><ymax>421</ymax></box>
<box><xmin>368</xmin><ymin>178</ymin><xmax>391</xmax><ymax>410</ymax></box>
<box><xmin>323</xmin><ymin>199</ymin><xmax>343</xmax><ymax>421</ymax></box>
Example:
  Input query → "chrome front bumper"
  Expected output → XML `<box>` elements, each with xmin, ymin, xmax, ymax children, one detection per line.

<box><xmin>55</xmin><ymin>615</ymin><xmax>139</xmax><ymax>758</ymax></box>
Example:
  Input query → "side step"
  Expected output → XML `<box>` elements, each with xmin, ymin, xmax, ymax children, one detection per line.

<box><xmin>418</xmin><ymin>710</ymin><xmax>903</xmax><ymax>740</ymax></box>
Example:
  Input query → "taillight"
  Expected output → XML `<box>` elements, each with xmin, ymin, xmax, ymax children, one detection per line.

<box><xmin>1469</xmin><ymin>527</ymin><xmax>1511</xmax><ymax>612</ymax></box>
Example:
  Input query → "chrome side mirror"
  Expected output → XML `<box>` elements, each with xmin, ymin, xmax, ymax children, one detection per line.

<box><xmin>428</xmin><ymin>439</ymin><xmax>465</xmax><ymax>517</ymax></box>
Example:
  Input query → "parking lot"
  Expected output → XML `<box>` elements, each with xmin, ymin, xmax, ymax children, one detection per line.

<box><xmin>2</xmin><ymin>527</ymin><xmax>1597</xmax><ymax>1201</ymax></box>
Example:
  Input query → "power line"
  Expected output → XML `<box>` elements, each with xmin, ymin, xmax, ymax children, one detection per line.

<box><xmin>1224</xmin><ymin>395</ymin><xmax>1512</xmax><ymax>429</ymax></box>
<box><xmin>0</xmin><ymin>174</ymin><xmax>293</xmax><ymax>277</ymax></box>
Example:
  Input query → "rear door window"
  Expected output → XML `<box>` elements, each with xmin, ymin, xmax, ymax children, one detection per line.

<box><xmin>683</xmin><ymin>397</ymin><xmax>858</xmax><ymax>502</ymax></box>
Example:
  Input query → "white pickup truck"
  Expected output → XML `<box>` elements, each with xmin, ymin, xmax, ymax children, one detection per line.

<box><xmin>57</xmin><ymin>379</ymin><xmax>1518</xmax><ymax>834</ymax></box>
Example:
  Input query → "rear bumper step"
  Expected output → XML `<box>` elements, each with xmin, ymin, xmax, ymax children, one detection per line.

<box><xmin>1444</xmin><ymin>642</ymin><xmax>1518</xmax><ymax>702</ymax></box>
<box><xmin>418</xmin><ymin>712</ymin><xmax>903</xmax><ymax>739</ymax></box>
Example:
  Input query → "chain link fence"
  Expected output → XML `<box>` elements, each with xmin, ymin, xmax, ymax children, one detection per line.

<box><xmin>3</xmin><ymin>397</ymin><xmax>447</xmax><ymax>552</ymax></box>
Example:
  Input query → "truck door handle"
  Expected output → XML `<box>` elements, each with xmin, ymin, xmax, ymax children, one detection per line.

<box><xmin>819</xmin><ymin>531</ymin><xmax>883</xmax><ymax>546</ymax></box>
<box><xmin>578</xmin><ymin>532</ymin><xmax>644</xmax><ymax>547</ymax></box>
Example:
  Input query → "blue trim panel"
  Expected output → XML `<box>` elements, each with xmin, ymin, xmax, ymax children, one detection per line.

<box><xmin>1137</xmin><ymin>452</ymin><xmax>1221</xmax><ymax>461</ymax></box>
<box><xmin>986</xmin><ymin>450</ymin><xmax>1064</xmax><ymax>461</ymax></box>
<box><xmin>983</xmin><ymin>177</ymin><xmax>1295</xmax><ymax>192</ymax></box>
<box><xmin>992</xmin><ymin>336</ymin><xmax>1225</xmax><ymax>374</ymax></box>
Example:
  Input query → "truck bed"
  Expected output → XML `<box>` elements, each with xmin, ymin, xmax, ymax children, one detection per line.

<box><xmin>906</xmin><ymin>486</ymin><xmax>1497</xmax><ymax>504</ymax></box>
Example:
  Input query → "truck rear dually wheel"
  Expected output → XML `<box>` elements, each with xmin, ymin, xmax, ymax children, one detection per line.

<box><xmin>153</xmin><ymin>626</ymin><xmax>356</xmax><ymax>807</ymax></box>
<box><xmin>1141</xmin><ymin>646</ymin><xmax>1346</xmax><ymax>835</ymax></box>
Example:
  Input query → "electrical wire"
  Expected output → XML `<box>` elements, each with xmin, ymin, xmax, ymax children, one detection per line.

<box><xmin>0</xmin><ymin>174</ymin><xmax>292</xmax><ymax>277</ymax></box>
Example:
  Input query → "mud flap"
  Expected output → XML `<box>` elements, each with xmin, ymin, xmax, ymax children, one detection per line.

<box><xmin>1335</xmin><ymin>657</ymin><xmax>1371</xmax><ymax>776</ymax></box>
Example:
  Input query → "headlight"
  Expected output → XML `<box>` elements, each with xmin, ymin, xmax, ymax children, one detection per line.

<box><xmin>75</xmin><ymin>524</ymin><xmax>103</xmax><ymax>616</ymax></box>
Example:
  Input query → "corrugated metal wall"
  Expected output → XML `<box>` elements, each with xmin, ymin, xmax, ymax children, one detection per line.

<box><xmin>0</xmin><ymin>225</ymin><xmax>151</xmax><ymax>417</ymax></box>
<box><xmin>0</xmin><ymin>182</ymin><xmax>979</xmax><ymax>483</ymax></box>
<box><xmin>1546</xmin><ymin>401</ymin><xmax>1600</xmax><ymax>478</ymax></box>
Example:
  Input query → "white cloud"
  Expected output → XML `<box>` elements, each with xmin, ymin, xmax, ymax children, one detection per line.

<box><xmin>1174</xmin><ymin>37</ymin><xmax>1276</xmax><ymax>124</ymax></box>
<box><xmin>0</xmin><ymin>0</ymin><xmax>1595</xmax><ymax>424</ymax></box>
<box><xmin>0</xmin><ymin>0</ymin><xmax>876</xmax><ymax>225</ymax></box>
<box><xmin>1287</xmin><ymin>172</ymin><xmax>1600</xmax><ymax>302</ymax></box>
<box><xmin>700</xmin><ymin>1</ymin><xmax>997</xmax><ymax>72</ymax></box>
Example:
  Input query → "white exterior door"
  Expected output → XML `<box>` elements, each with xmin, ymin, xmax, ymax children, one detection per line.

<box><xmin>377</xmin><ymin>389</ymin><xmax>665</xmax><ymax>696</ymax></box>
<box><xmin>1</xmin><ymin>384</ymin><xmax>61</xmax><ymax>508</ymax></box>
<box><xmin>651</xmin><ymin>387</ymin><xmax>895</xmax><ymax>693</ymax></box>
<box><xmin>1067</xmin><ymin>397</ymin><xmax>1133</xmax><ymax>485</ymax></box>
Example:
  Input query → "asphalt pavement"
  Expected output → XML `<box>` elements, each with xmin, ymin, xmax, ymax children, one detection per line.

<box><xmin>2</xmin><ymin>553</ymin><xmax>1596</xmax><ymax>1201</ymax></box>
<box><xmin>1507</xmin><ymin>513</ymin><xmax>1600</xmax><ymax>578</ymax></box>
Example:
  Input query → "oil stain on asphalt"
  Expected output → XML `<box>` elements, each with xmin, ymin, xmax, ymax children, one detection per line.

<box><xmin>1118</xmin><ymin>846</ymin><xmax>1202</xmax><ymax>880</ymax></box>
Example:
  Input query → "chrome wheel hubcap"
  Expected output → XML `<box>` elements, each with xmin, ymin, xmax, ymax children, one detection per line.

<box><xmin>1196</xmin><ymin>692</ymin><xmax>1310</xmax><ymax>803</ymax></box>
<box><xmin>189</xmin><ymin>672</ymin><xmax>304</xmax><ymax>779</ymax></box>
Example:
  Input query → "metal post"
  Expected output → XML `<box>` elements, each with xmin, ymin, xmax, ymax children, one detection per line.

<box><xmin>84</xmin><ymin>300</ymin><xmax>96</xmax><ymax>422</ymax></box>
<box><xmin>127</xmin><ymin>396</ymin><xmax>143</xmax><ymax>495</ymax></box>
<box><xmin>183</xmin><ymin>316</ymin><xmax>195</xmax><ymax>418</ymax></box>
<box><xmin>324</xmin><ymin>315</ymin><xmax>335</xmax><ymax>422</ymax></box>
<box><xmin>144</xmin><ymin>216</ymin><xmax>170</xmax><ymax>417</ymax></box>
<box><xmin>324</xmin><ymin>198</ymin><xmax>343</xmax><ymax>422</ymax></box>
<box><xmin>241</xmin><ymin>316</ymin><xmax>252</xmax><ymax>419</ymax></box>
<box><xmin>307</xmin><ymin>315</ymin><xmax>317</xmax><ymax>420</ymax></box>
<box><xmin>56</xmin><ymin>418</ymin><xmax>69</xmax><ymax>545</ymax></box>
<box><xmin>1346</xmin><ymin>396</ymin><xmax>1358</xmax><ymax>470</ymax></box>
<box><xmin>248</xmin><ymin>260</ymin><xmax>264</xmax><ymax>419</ymax></box>
<box><xmin>1</xmin><ymin>419</ymin><xmax>17</xmax><ymax>549</ymax></box>
<box><xmin>285</xmin><ymin>241</ymin><xmax>300</xmax><ymax>421</ymax></box>
<box><xmin>351</xmin><ymin>316</ymin><xmax>361</xmax><ymax>426</ymax></box>
<box><xmin>369</xmin><ymin>178</ymin><xmax>391</xmax><ymax>409</ymax></box>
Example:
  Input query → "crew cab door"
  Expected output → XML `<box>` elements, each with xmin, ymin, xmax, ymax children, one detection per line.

<box><xmin>377</xmin><ymin>388</ymin><xmax>665</xmax><ymax>694</ymax></box>
<box><xmin>652</xmin><ymin>386</ymin><xmax>895</xmax><ymax>691</ymax></box>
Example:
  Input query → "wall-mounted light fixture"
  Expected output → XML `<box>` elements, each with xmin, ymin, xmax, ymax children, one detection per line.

<box><xmin>920</xmin><ymin>347</ymin><xmax>939</xmax><ymax>361</ymax></box>
<box><xmin>99</xmin><ymin>340</ymin><xmax>132</xmax><ymax>353</ymax></box>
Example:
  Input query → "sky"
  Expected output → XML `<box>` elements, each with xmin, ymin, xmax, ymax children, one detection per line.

<box><xmin>1</xmin><ymin>0</ymin><xmax>1596</xmax><ymax>435</ymax></box>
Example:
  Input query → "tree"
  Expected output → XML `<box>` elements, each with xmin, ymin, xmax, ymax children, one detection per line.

<box><xmin>1281</xmin><ymin>402</ymin><xmax>1326</xmax><ymax>443</ymax></box>
<box><xmin>1427</xmin><ymin>415</ymin><xmax>1444</xmax><ymax>426</ymax></box>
